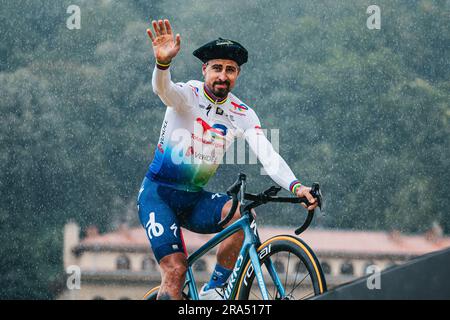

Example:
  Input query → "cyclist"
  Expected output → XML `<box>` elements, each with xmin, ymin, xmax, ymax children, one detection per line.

<box><xmin>137</xmin><ymin>19</ymin><xmax>318</xmax><ymax>300</ymax></box>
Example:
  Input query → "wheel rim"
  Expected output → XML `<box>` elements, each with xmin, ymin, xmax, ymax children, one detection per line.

<box><xmin>246</xmin><ymin>250</ymin><xmax>319</xmax><ymax>300</ymax></box>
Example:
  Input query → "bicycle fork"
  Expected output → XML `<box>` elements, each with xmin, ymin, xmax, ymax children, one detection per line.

<box><xmin>247</xmin><ymin>244</ymin><xmax>287</xmax><ymax>300</ymax></box>
<box><xmin>248</xmin><ymin>244</ymin><xmax>270</xmax><ymax>299</ymax></box>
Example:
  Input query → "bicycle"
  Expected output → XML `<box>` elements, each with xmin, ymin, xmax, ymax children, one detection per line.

<box><xmin>143</xmin><ymin>173</ymin><xmax>327</xmax><ymax>300</ymax></box>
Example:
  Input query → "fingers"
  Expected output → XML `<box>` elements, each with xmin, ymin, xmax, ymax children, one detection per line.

<box><xmin>307</xmin><ymin>201</ymin><xmax>318</xmax><ymax>211</ymax></box>
<box><xmin>305</xmin><ymin>192</ymin><xmax>317</xmax><ymax>211</ymax></box>
<box><xmin>146</xmin><ymin>28</ymin><xmax>155</xmax><ymax>42</ymax></box>
<box><xmin>152</xmin><ymin>20</ymin><xmax>160</xmax><ymax>36</ymax></box>
<box><xmin>175</xmin><ymin>33</ymin><xmax>181</xmax><ymax>49</ymax></box>
<box><xmin>165</xmin><ymin>19</ymin><xmax>173</xmax><ymax>35</ymax></box>
<box><xmin>150</xmin><ymin>19</ymin><xmax>173</xmax><ymax>38</ymax></box>
<box><xmin>158</xmin><ymin>19</ymin><xmax>167</xmax><ymax>35</ymax></box>
<box><xmin>304</xmin><ymin>189</ymin><xmax>315</xmax><ymax>204</ymax></box>
<box><xmin>297</xmin><ymin>186</ymin><xmax>317</xmax><ymax>210</ymax></box>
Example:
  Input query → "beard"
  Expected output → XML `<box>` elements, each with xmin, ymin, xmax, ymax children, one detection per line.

<box><xmin>212</xmin><ymin>81</ymin><xmax>230</xmax><ymax>98</ymax></box>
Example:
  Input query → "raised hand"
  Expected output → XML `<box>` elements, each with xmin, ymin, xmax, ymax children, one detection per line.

<box><xmin>147</xmin><ymin>19</ymin><xmax>181</xmax><ymax>65</ymax></box>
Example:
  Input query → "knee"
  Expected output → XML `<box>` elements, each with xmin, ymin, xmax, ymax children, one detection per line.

<box><xmin>221</xmin><ymin>201</ymin><xmax>240</xmax><ymax>223</ymax></box>
<box><xmin>160</xmin><ymin>254</ymin><xmax>188</xmax><ymax>280</ymax></box>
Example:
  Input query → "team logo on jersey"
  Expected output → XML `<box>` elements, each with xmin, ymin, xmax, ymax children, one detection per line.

<box><xmin>230</xmin><ymin>101</ymin><xmax>249</xmax><ymax>116</ymax></box>
<box><xmin>189</xmin><ymin>85</ymin><xmax>199</xmax><ymax>97</ymax></box>
<box><xmin>216</xmin><ymin>107</ymin><xmax>224</xmax><ymax>115</ymax></box>
<box><xmin>206</xmin><ymin>105</ymin><xmax>212</xmax><ymax>117</ymax></box>
<box><xmin>196</xmin><ymin>118</ymin><xmax>228</xmax><ymax>139</ymax></box>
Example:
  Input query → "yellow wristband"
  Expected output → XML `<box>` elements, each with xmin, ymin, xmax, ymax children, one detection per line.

<box><xmin>156</xmin><ymin>60</ymin><xmax>171</xmax><ymax>67</ymax></box>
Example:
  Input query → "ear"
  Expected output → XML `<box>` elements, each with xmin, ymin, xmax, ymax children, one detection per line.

<box><xmin>202</xmin><ymin>63</ymin><xmax>207</xmax><ymax>77</ymax></box>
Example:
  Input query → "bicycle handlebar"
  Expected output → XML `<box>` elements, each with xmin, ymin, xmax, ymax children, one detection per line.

<box><xmin>218</xmin><ymin>173</ymin><xmax>246</xmax><ymax>228</ymax></box>
<box><xmin>219</xmin><ymin>173</ymin><xmax>323</xmax><ymax>234</ymax></box>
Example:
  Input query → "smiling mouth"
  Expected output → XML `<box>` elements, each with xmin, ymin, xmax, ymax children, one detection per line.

<box><xmin>215</xmin><ymin>83</ymin><xmax>229</xmax><ymax>89</ymax></box>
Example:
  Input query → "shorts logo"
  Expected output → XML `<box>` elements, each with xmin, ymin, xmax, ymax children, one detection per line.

<box><xmin>170</xmin><ymin>223</ymin><xmax>178</xmax><ymax>238</ymax></box>
<box><xmin>138</xmin><ymin>186</ymin><xmax>144</xmax><ymax>200</ymax></box>
<box><xmin>145</xmin><ymin>212</ymin><xmax>164</xmax><ymax>239</ymax></box>
<box><xmin>211</xmin><ymin>193</ymin><xmax>222</xmax><ymax>199</ymax></box>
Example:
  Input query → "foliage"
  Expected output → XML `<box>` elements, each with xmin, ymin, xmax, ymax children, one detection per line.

<box><xmin>0</xmin><ymin>0</ymin><xmax>448</xmax><ymax>298</ymax></box>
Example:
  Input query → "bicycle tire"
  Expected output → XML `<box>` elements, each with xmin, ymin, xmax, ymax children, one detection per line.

<box><xmin>236</xmin><ymin>235</ymin><xmax>327</xmax><ymax>300</ymax></box>
<box><xmin>142</xmin><ymin>285</ymin><xmax>191</xmax><ymax>300</ymax></box>
<box><xmin>142</xmin><ymin>285</ymin><xmax>160</xmax><ymax>300</ymax></box>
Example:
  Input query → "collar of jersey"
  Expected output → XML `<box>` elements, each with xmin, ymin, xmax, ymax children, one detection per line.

<box><xmin>203</xmin><ymin>84</ymin><xmax>228</xmax><ymax>105</ymax></box>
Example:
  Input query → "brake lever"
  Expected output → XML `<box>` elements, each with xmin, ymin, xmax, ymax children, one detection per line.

<box><xmin>309</xmin><ymin>182</ymin><xmax>322</xmax><ymax>210</ymax></box>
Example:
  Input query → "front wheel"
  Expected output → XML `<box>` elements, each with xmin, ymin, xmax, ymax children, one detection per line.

<box><xmin>142</xmin><ymin>286</ymin><xmax>160</xmax><ymax>300</ymax></box>
<box><xmin>237</xmin><ymin>235</ymin><xmax>327</xmax><ymax>300</ymax></box>
<box><xmin>142</xmin><ymin>285</ymin><xmax>190</xmax><ymax>300</ymax></box>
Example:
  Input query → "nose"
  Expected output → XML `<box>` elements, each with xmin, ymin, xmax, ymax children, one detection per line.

<box><xmin>218</xmin><ymin>70</ymin><xmax>228</xmax><ymax>82</ymax></box>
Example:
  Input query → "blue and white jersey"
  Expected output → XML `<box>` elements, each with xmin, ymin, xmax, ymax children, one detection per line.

<box><xmin>146</xmin><ymin>66</ymin><xmax>301</xmax><ymax>194</ymax></box>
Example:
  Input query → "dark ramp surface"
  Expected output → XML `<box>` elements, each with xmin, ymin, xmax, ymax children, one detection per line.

<box><xmin>312</xmin><ymin>248</ymin><xmax>450</xmax><ymax>300</ymax></box>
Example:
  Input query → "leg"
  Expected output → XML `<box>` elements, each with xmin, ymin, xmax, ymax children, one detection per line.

<box><xmin>157</xmin><ymin>252</ymin><xmax>188</xmax><ymax>300</ymax></box>
<box><xmin>137</xmin><ymin>178</ymin><xmax>186</xmax><ymax>299</ymax></box>
<box><xmin>181</xmin><ymin>191</ymin><xmax>252</xmax><ymax>292</ymax></box>
<box><xmin>216</xmin><ymin>200</ymin><xmax>245</xmax><ymax>269</ymax></box>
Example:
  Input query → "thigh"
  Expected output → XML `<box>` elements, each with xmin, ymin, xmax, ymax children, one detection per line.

<box><xmin>137</xmin><ymin>177</ymin><xmax>185</xmax><ymax>263</ymax></box>
<box><xmin>180</xmin><ymin>191</ymin><xmax>231</xmax><ymax>234</ymax></box>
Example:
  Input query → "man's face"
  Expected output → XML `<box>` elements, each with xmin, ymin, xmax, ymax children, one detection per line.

<box><xmin>202</xmin><ymin>59</ymin><xmax>240</xmax><ymax>98</ymax></box>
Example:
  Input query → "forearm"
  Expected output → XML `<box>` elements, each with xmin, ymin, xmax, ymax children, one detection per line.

<box><xmin>245</xmin><ymin>130</ymin><xmax>301</xmax><ymax>194</ymax></box>
<box><xmin>261</xmin><ymin>150</ymin><xmax>301</xmax><ymax>194</ymax></box>
<box><xmin>152</xmin><ymin>63</ymin><xmax>192</xmax><ymax>110</ymax></box>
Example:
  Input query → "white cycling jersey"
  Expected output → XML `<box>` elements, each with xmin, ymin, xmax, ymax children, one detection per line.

<box><xmin>146</xmin><ymin>65</ymin><xmax>302</xmax><ymax>193</ymax></box>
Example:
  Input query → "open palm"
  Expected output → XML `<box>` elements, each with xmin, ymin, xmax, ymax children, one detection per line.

<box><xmin>147</xmin><ymin>19</ymin><xmax>181</xmax><ymax>64</ymax></box>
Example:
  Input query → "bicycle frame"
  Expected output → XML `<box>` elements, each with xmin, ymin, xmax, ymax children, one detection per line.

<box><xmin>184</xmin><ymin>209</ymin><xmax>285</xmax><ymax>300</ymax></box>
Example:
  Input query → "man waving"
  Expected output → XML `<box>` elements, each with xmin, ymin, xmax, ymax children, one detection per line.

<box><xmin>137</xmin><ymin>19</ymin><xmax>317</xmax><ymax>300</ymax></box>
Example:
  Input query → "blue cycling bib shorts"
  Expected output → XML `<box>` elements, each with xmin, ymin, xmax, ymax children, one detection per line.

<box><xmin>137</xmin><ymin>177</ymin><xmax>231</xmax><ymax>262</ymax></box>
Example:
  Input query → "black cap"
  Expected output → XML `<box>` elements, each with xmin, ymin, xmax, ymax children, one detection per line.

<box><xmin>193</xmin><ymin>38</ymin><xmax>248</xmax><ymax>66</ymax></box>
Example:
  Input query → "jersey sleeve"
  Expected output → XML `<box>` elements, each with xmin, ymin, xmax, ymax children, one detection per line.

<box><xmin>243</xmin><ymin>109</ymin><xmax>302</xmax><ymax>194</ymax></box>
<box><xmin>152</xmin><ymin>65</ymin><xmax>197</xmax><ymax>113</ymax></box>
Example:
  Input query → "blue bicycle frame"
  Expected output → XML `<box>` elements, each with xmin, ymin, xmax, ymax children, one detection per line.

<box><xmin>183</xmin><ymin>212</ymin><xmax>286</xmax><ymax>300</ymax></box>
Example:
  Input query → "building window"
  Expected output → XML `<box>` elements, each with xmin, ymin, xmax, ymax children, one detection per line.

<box><xmin>193</xmin><ymin>259</ymin><xmax>207</xmax><ymax>272</ymax></box>
<box><xmin>116</xmin><ymin>254</ymin><xmax>131</xmax><ymax>270</ymax></box>
<box><xmin>340</xmin><ymin>261</ymin><xmax>354</xmax><ymax>275</ymax></box>
<box><xmin>142</xmin><ymin>256</ymin><xmax>156</xmax><ymax>271</ymax></box>
<box><xmin>321</xmin><ymin>261</ymin><xmax>332</xmax><ymax>275</ymax></box>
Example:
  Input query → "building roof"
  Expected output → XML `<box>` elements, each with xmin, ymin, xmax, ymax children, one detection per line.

<box><xmin>78</xmin><ymin>225</ymin><xmax>450</xmax><ymax>258</ymax></box>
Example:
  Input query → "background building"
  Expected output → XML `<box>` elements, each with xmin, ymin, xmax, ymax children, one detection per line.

<box><xmin>58</xmin><ymin>221</ymin><xmax>450</xmax><ymax>300</ymax></box>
